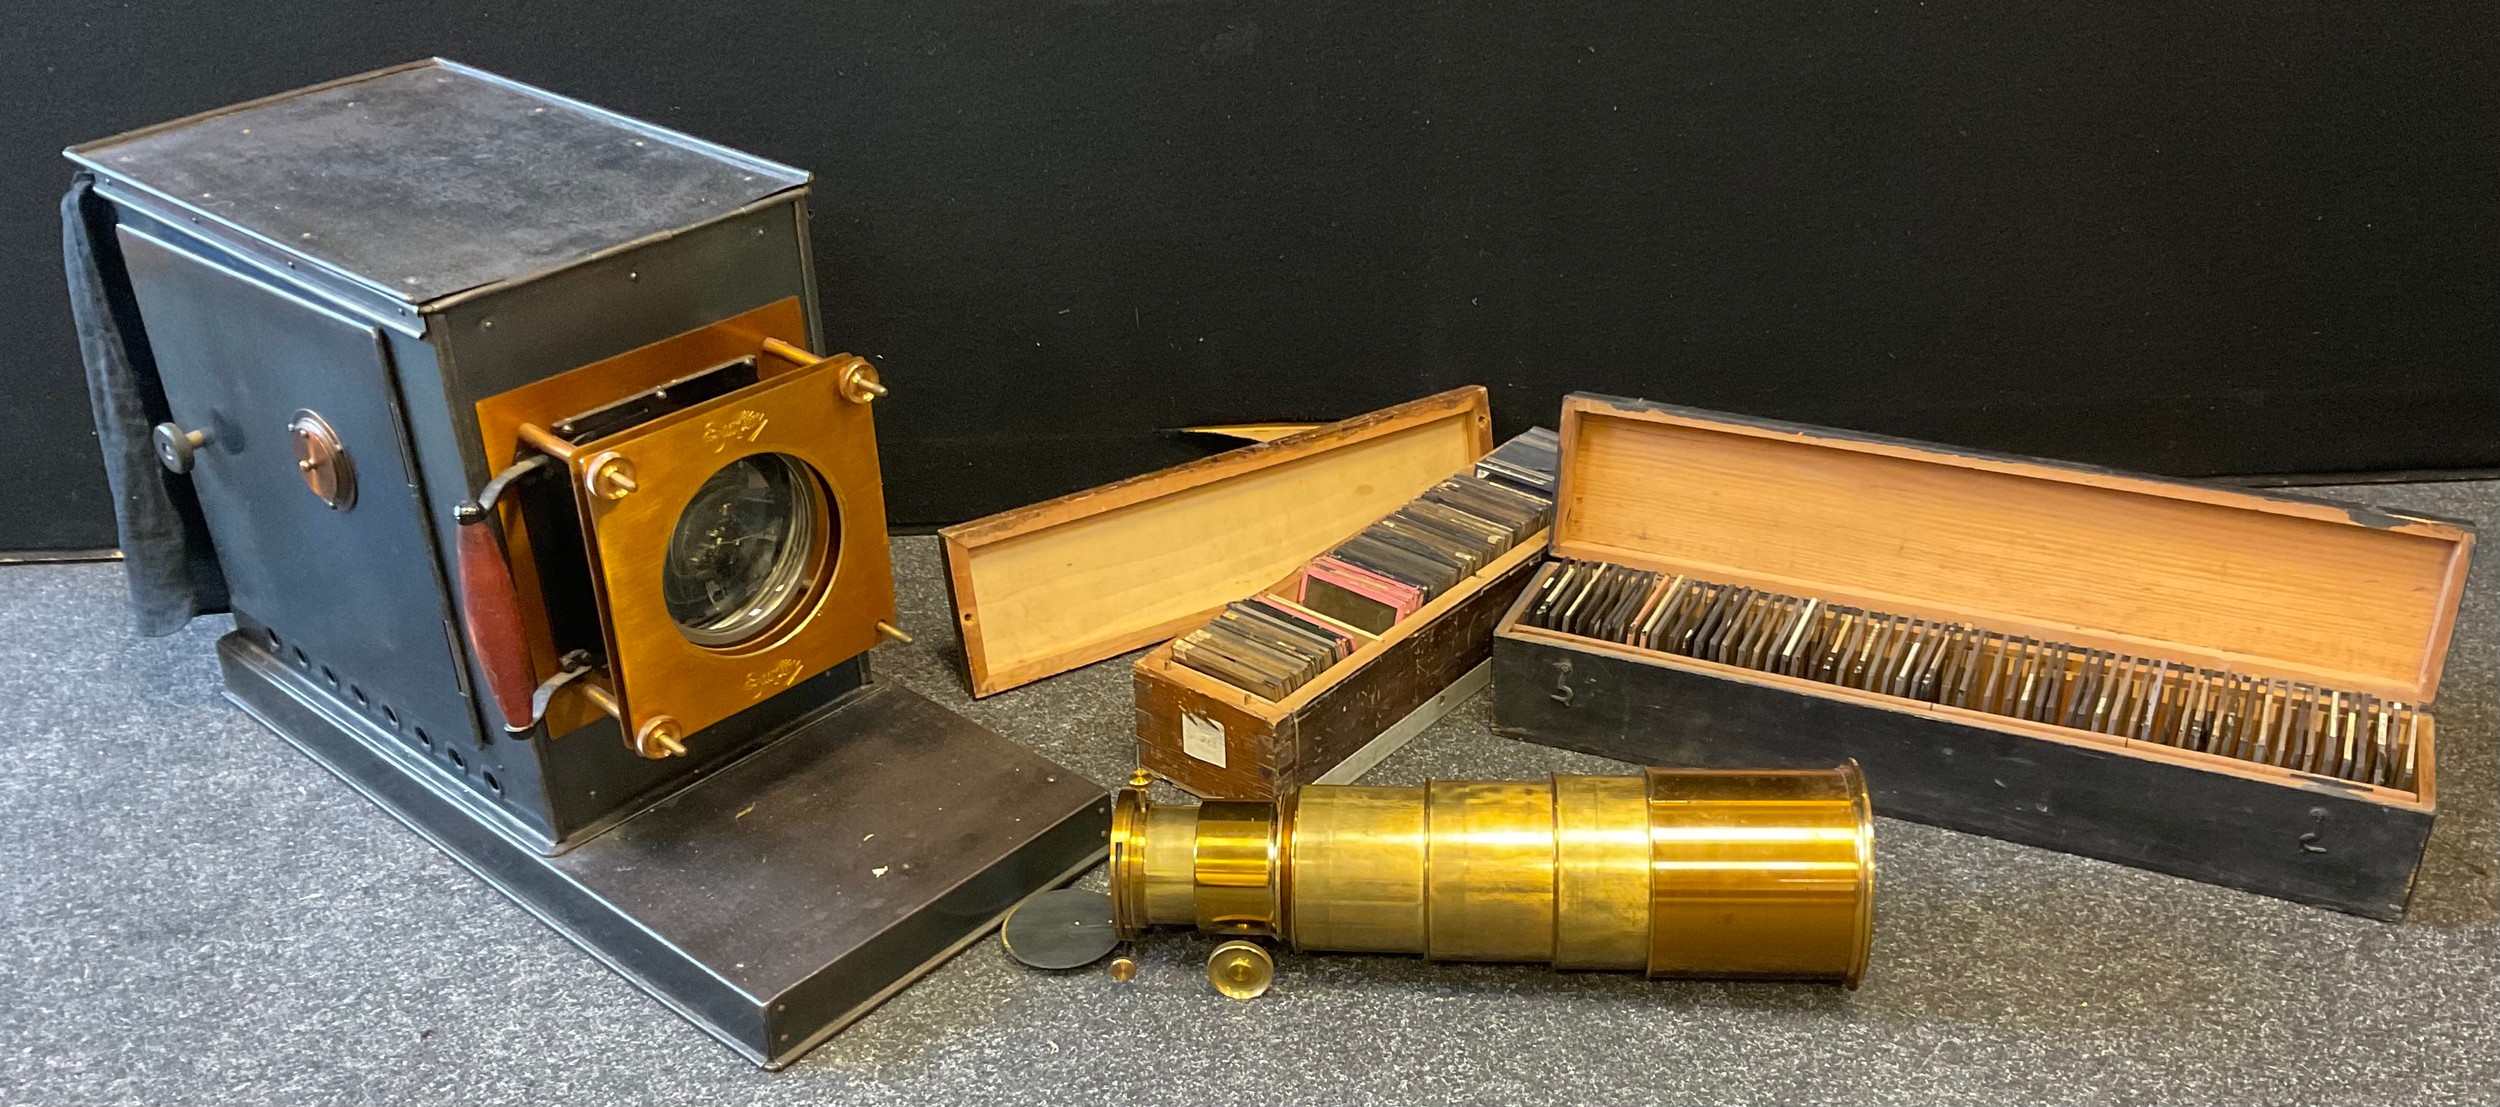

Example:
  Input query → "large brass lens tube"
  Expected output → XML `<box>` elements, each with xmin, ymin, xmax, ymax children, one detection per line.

<box><xmin>1110</xmin><ymin>764</ymin><xmax>1874</xmax><ymax>985</ymax></box>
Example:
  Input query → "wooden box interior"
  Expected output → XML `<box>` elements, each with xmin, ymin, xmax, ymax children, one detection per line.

<box><xmin>1499</xmin><ymin>394</ymin><xmax>2475</xmax><ymax>807</ymax></box>
<box><xmin>941</xmin><ymin>388</ymin><xmax>1493</xmax><ymax>696</ymax></box>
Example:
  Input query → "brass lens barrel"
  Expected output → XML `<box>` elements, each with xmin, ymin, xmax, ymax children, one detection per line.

<box><xmin>1109</xmin><ymin>763</ymin><xmax>1873</xmax><ymax>986</ymax></box>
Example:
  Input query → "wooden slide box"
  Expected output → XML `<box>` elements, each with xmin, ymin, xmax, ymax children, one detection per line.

<box><xmin>1135</xmin><ymin>527</ymin><xmax>1547</xmax><ymax>800</ymax></box>
<box><xmin>941</xmin><ymin>387</ymin><xmax>1546</xmax><ymax>798</ymax></box>
<box><xmin>1491</xmin><ymin>394</ymin><xmax>2474</xmax><ymax>920</ymax></box>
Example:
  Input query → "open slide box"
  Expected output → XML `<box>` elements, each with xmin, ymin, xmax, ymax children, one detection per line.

<box><xmin>1492</xmin><ymin>393</ymin><xmax>2473</xmax><ymax>919</ymax></box>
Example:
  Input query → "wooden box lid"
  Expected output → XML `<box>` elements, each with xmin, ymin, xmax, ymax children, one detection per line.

<box><xmin>941</xmin><ymin>388</ymin><xmax>1494</xmax><ymax>696</ymax></box>
<box><xmin>1551</xmin><ymin>394</ymin><xmax>2474</xmax><ymax>702</ymax></box>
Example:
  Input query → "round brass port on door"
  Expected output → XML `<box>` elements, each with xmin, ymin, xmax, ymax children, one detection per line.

<box><xmin>287</xmin><ymin>410</ymin><xmax>354</xmax><ymax>510</ymax></box>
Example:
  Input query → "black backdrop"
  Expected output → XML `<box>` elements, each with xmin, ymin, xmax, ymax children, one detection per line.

<box><xmin>6</xmin><ymin>2</ymin><xmax>2495</xmax><ymax>550</ymax></box>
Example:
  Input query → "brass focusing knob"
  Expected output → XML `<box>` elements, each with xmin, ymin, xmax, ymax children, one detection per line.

<box><xmin>1206</xmin><ymin>941</ymin><xmax>1274</xmax><ymax>1000</ymax></box>
<box><xmin>153</xmin><ymin>421</ymin><xmax>209</xmax><ymax>474</ymax></box>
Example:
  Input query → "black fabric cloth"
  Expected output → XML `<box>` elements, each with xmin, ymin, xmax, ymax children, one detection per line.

<box><xmin>61</xmin><ymin>173</ymin><xmax>228</xmax><ymax>635</ymax></box>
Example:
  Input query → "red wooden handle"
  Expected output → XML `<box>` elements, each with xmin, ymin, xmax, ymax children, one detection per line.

<box><xmin>456</xmin><ymin>520</ymin><xmax>539</xmax><ymax>730</ymax></box>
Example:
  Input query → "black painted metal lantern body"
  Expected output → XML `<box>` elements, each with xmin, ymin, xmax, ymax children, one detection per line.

<box><xmin>67</xmin><ymin>59</ymin><xmax>1107</xmax><ymax>1067</ymax></box>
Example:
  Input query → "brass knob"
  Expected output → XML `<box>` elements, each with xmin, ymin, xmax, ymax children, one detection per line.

<box><xmin>760</xmin><ymin>339</ymin><xmax>884</xmax><ymax>403</ymax></box>
<box><xmin>1206</xmin><ymin>940</ymin><xmax>1273</xmax><ymax>1000</ymax></box>
<box><xmin>585</xmin><ymin>452</ymin><xmax>638</xmax><ymax>501</ymax></box>
<box><xmin>1107</xmin><ymin>956</ymin><xmax>1138</xmax><ymax>982</ymax></box>
<box><xmin>152</xmin><ymin>422</ymin><xmax>209</xmax><ymax>474</ymax></box>
<box><xmin>837</xmin><ymin>357</ymin><xmax>886</xmax><ymax>405</ymax></box>
<box><xmin>631</xmin><ymin>715</ymin><xmax>686</xmax><ymax>759</ymax></box>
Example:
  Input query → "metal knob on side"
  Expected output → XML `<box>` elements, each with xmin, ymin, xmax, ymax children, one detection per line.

<box><xmin>152</xmin><ymin>421</ymin><xmax>208</xmax><ymax>474</ymax></box>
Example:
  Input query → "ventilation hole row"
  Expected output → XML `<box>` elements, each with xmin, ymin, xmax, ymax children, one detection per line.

<box><xmin>266</xmin><ymin>625</ymin><xmax>476</xmax><ymax>789</ymax></box>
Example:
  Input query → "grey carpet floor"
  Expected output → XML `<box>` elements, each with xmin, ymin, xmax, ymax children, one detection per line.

<box><xmin>2</xmin><ymin>480</ymin><xmax>2494</xmax><ymax>1106</ymax></box>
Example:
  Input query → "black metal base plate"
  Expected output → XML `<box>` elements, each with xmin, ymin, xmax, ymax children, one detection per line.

<box><xmin>217</xmin><ymin>632</ymin><xmax>1111</xmax><ymax>1067</ymax></box>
